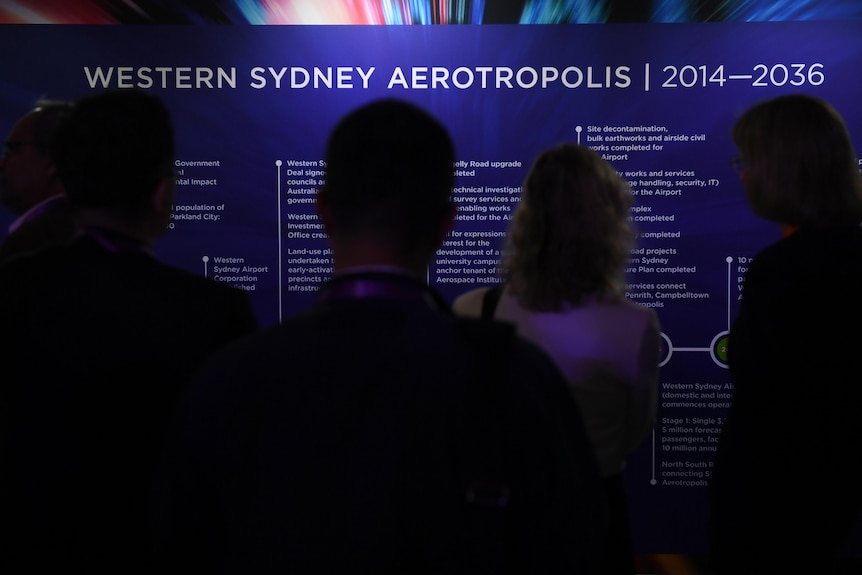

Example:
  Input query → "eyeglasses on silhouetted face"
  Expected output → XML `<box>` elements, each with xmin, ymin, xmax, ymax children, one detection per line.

<box><xmin>1</xmin><ymin>140</ymin><xmax>39</xmax><ymax>159</ymax></box>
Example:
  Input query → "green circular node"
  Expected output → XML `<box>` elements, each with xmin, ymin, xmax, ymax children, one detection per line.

<box><xmin>715</xmin><ymin>335</ymin><xmax>729</xmax><ymax>363</ymax></box>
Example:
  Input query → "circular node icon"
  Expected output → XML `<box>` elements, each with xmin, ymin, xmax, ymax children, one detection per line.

<box><xmin>202</xmin><ymin>255</ymin><xmax>209</xmax><ymax>263</ymax></box>
<box><xmin>658</xmin><ymin>332</ymin><xmax>672</xmax><ymax>367</ymax></box>
<box><xmin>710</xmin><ymin>330</ymin><xmax>730</xmax><ymax>369</ymax></box>
<box><xmin>276</xmin><ymin>159</ymin><xmax>282</xmax><ymax>166</ymax></box>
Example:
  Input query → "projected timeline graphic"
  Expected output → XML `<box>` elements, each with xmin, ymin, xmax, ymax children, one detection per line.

<box><xmin>1</xmin><ymin>21</ymin><xmax>861</xmax><ymax>558</ymax></box>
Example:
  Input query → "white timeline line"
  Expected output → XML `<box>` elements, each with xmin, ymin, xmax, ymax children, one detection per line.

<box><xmin>276</xmin><ymin>160</ymin><xmax>283</xmax><ymax>322</ymax></box>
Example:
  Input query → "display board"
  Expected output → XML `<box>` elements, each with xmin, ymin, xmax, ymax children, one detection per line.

<box><xmin>2</xmin><ymin>22</ymin><xmax>861</xmax><ymax>562</ymax></box>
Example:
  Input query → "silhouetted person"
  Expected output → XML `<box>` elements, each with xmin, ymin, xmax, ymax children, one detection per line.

<box><xmin>708</xmin><ymin>93</ymin><xmax>862</xmax><ymax>575</ymax></box>
<box><xmin>0</xmin><ymin>99</ymin><xmax>76</xmax><ymax>258</ymax></box>
<box><xmin>454</xmin><ymin>143</ymin><xmax>660</xmax><ymax>575</ymax></box>
<box><xmin>150</xmin><ymin>98</ymin><xmax>608</xmax><ymax>574</ymax></box>
<box><xmin>0</xmin><ymin>88</ymin><xmax>258</xmax><ymax>575</ymax></box>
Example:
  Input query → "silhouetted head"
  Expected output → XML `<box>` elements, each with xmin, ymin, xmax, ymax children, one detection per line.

<box><xmin>0</xmin><ymin>100</ymin><xmax>72</xmax><ymax>215</ymax></box>
<box><xmin>318</xmin><ymin>98</ymin><xmax>455</xmax><ymax>272</ymax></box>
<box><xmin>732</xmin><ymin>93</ymin><xmax>862</xmax><ymax>227</ymax></box>
<box><xmin>503</xmin><ymin>143</ymin><xmax>634</xmax><ymax>311</ymax></box>
<box><xmin>55</xmin><ymin>88</ymin><xmax>175</xmax><ymax>222</ymax></box>
<box><xmin>52</xmin><ymin>89</ymin><xmax>176</xmax><ymax>244</ymax></box>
